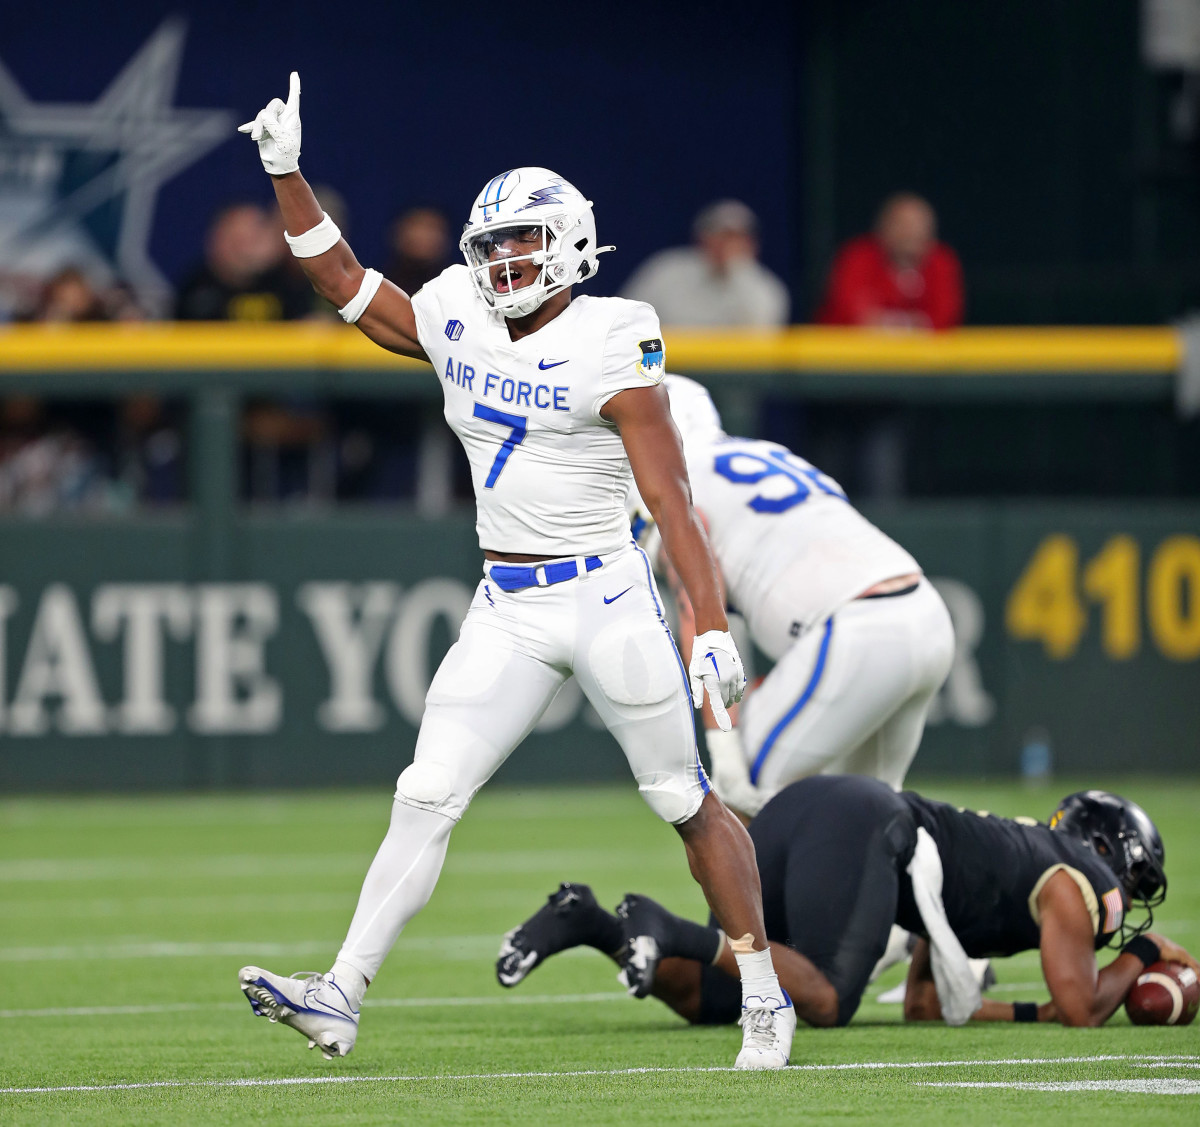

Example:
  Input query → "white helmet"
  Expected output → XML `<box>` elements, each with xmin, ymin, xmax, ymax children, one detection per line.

<box><xmin>459</xmin><ymin>167</ymin><xmax>614</xmax><ymax>318</ymax></box>
<box><xmin>664</xmin><ymin>375</ymin><xmax>725</xmax><ymax>449</ymax></box>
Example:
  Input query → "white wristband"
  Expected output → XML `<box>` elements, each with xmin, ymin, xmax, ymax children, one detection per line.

<box><xmin>284</xmin><ymin>212</ymin><xmax>341</xmax><ymax>259</ymax></box>
<box><xmin>338</xmin><ymin>269</ymin><xmax>384</xmax><ymax>324</ymax></box>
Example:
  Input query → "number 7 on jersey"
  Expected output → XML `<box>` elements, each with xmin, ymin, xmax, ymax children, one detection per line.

<box><xmin>473</xmin><ymin>403</ymin><xmax>528</xmax><ymax>487</ymax></box>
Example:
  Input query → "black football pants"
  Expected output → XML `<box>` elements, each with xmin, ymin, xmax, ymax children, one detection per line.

<box><xmin>698</xmin><ymin>775</ymin><xmax>917</xmax><ymax>1026</ymax></box>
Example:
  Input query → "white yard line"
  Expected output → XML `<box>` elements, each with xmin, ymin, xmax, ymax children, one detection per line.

<box><xmin>0</xmin><ymin>855</ymin><xmax>367</xmax><ymax>882</ymax></box>
<box><xmin>2</xmin><ymin>1055</ymin><xmax>1196</xmax><ymax>1096</ymax></box>
<box><xmin>0</xmin><ymin>848</ymin><xmax>672</xmax><ymax>883</ymax></box>
<box><xmin>922</xmin><ymin>1080</ymin><xmax>1200</xmax><ymax>1094</ymax></box>
<box><xmin>0</xmin><ymin>990</ymin><xmax>627</xmax><ymax>1019</ymax></box>
<box><xmin>0</xmin><ymin>934</ymin><xmax>523</xmax><ymax>962</ymax></box>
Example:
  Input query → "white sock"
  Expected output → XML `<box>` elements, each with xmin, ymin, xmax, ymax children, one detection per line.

<box><xmin>731</xmin><ymin>941</ymin><xmax>783</xmax><ymax>1003</ymax></box>
<box><xmin>334</xmin><ymin>799</ymin><xmax>456</xmax><ymax>981</ymax></box>
<box><xmin>327</xmin><ymin>962</ymin><xmax>368</xmax><ymax>1010</ymax></box>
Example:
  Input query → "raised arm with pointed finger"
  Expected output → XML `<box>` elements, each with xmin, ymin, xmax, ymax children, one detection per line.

<box><xmin>239</xmin><ymin>72</ymin><xmax>425</xmax><ymax>358</ymax></box>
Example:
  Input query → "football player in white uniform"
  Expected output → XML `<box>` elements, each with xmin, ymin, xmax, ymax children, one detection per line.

<box><xmin>634</xmin><ymin>376</ymin><xmax>955</xmax><ymax>818</ymax></box>
<box><xmin>233</xmin><ymin>74</ymin><xmax>794</xmax><ymax>1070</ymax></box>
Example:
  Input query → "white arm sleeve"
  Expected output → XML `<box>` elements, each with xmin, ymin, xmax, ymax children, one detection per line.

<box><xmin>338</xmin><ymin>269</ymin><xmax>384</xmax><ymax>324</ymax></box>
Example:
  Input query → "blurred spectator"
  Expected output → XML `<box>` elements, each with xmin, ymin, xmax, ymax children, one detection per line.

<box><xmin>27</xmin><ymin>267</ymin><xmax>107</xmax><ymax>322</ymax></box>
<box><xmin>621</xmin><ymin>199</ymin><xmax>789</xmax><ymax>326</ymax></box>
<box><xmin>113</xmin><ymin>396</ymin><xmax>185</xmax><ymax>507</ymax></box>
<box><xmin>0</xmin><ymin>396</ymin><xmax>109</xmax><ymax>514</ymax></box>
<box><xmin>16</xmin><ymin>266</ymin><xmax>146</xmax><ymax>323</ymax></box>
<box><xmin>817</xmin><ymin>193</ymin><xmax>964</xmax><ymax>330</ymax></box>
<box><xmin>175</xmin><ymin>202</ymin><xmax>312</xmax><ymax>321</ymax></box>
<box><xmin>242</xmin><ymin>399</ymin><xmax>334</xmax><ymax>504</ymax></box>
<box><xmin>383</xmin><ymin>207</ymin><xmax>452</xmax><ymax>296</ymax></box>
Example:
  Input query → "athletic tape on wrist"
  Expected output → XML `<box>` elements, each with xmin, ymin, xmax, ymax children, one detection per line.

<box><xmin>1012</xmin><ymin>1001</ymin><xmax>1038</xmax><ymax>1022</ymax></box>
<box><xmin>1122</xmin><ymin>934</ymin><xmax>1162</xmax><ymax>969</ymax></box>
<box><xmin>339</xmin><ymin>269</ymin><xmax>384</xmax><ymax>324</ymax></box>
<box><xmin>284</xmin><ymin>212</ymin><xmax>341</xmax><ymax>259</ymax></box>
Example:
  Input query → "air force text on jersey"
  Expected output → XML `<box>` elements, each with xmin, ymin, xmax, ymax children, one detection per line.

<box><xmin>411</xmin><ymin>265</ymin><xmax>667</xmax><ymax>556</ymax></box>
<box><xmin>442</xmin><ymin>356</ymin><xmax>571</xmax><ymax>413</ymax></box>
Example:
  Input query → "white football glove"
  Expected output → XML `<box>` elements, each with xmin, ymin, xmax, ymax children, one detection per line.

<box><xmin>238</xmin><ymin>71</ymin><xmax>302</xmax><ymax>175</ymax></box>
<box><xmin>688</xmin><ymin>629</ymin><xmax>746</xmax><ymax>732</ymax></box>
<box><xmin>705</xmin><ymin>728</ymin><xmax>767</xmax><ymax>819</ymax></box>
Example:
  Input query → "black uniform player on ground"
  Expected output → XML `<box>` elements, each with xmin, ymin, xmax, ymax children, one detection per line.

<box><xmin>497</xmin><ymin>776</ymin><xmax>1198</xmax><ymax>1028</ymax></box>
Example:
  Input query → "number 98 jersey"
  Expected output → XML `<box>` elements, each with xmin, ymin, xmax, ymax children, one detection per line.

<box><xmin>412</xmin><ymin>266</ymin><xmax>666</xmax><ymax>556</ymax></box>
<box><xmin>682</xmin><ymin>433</ymin><xmax>920</xmax><ymax>657</ymax></box>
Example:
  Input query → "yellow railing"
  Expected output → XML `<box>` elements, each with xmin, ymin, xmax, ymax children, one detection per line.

<box><xmin>0</xmin><ymin>323</ymin><xmax>1182</xmax><ymax>373</ymax></box>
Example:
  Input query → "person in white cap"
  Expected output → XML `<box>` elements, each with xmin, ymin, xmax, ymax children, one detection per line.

<box><xmin>621</xmin><ymin>199</ymin><xmax>789</xmax><ymax>326</ymax></box>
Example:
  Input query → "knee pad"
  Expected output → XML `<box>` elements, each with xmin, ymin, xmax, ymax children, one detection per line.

<box><xmin>637</xmin><ymin>770</ymin><xmax>704</xmax><ymax>825</ymax></box>
<box><xmin>588</xmin><ymin>622</ymin><xmax>680</xmax><ymax>708</ymax></box>
<box><xmin>395</xmin><ymin>760</ymin><xmax>455</xmax><ymax>812</ymax></box>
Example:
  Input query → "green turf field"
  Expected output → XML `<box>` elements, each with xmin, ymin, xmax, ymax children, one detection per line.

<box><xmin>1</xmin><ymin>777</ymin><xmax>1197</xmax><ymax>1125</ymax></box>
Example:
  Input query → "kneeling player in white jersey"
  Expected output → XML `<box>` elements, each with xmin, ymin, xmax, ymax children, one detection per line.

<box><xmin>233</xmin><ymin>74</ymin><xmax>794</xmax><ymax>1069</ymax></box>
<box><xmin>634</xmin><ymin>376</ymin><xmax>955</xmax><ymax>818</ymax></box>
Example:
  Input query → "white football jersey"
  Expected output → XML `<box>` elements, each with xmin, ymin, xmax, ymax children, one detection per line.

<box><xmin>681</xmin><ymin>434</ymin><xmax>920</xmax><ymax>656</ymax></box>
<box><xmin>411</xmin><ymin>266</ymin><xmax>666</xmax><ymax>555</ymax></box>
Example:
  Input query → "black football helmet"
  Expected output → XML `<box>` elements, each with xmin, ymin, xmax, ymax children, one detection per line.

<box><xmin>1049</xmin><ymin>790</ymin><xmax>1166</xmax><ymax>944</ymax></box>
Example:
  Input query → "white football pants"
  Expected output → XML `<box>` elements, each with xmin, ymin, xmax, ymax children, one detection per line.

<box><xmin>336</xmin><ymin>543</ymin><xmax>708</xmax><ymax>980</ymax></box>
<box><xmin>741</xmin><ymin>578</ymin><xmax>954</xmax><ymax>795</ymax></box>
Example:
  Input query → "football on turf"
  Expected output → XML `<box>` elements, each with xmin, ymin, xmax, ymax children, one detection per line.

<box><xmin>1124</xmin><ymin>961</ymin><xmax>1199</xmax><ymax>1026</ymax></box>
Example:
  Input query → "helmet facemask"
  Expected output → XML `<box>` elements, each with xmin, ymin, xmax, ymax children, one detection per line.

<box><xmin>461</xmin><ymin>217</ymin><xmax>574</xmax><ymax>319</ymax></box>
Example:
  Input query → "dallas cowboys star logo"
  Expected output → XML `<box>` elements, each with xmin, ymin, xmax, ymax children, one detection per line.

<box><xmin>0</xmin><ymin>18</ymin><xmax>232</xmax><ymax>314</ymax></box>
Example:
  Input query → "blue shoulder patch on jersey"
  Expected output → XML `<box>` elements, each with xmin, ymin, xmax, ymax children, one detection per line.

<box><xmin>445</xmin><ymin>319</ymin><xmax>464</xmax><ymax>341</ymax></box>
<box><xmin>636</xmin><ymin>337</ymin><xmax>665</xmax><ymax>380</ymax></box>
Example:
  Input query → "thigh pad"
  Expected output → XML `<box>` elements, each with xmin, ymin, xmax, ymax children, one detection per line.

<box><xmin>586</xmin><ymin>620</ymin><xmax>680</xmax><ymax>707</ymax></box>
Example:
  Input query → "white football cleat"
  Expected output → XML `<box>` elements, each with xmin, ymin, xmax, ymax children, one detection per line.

<box><xmin>734</xmin><ymin>991</ymin><xmax>796</xmax><ymax>1070</ymax></box>
<box><xmin>238</xmin><ymin>965</ymin><xmax>359</xmax><ymax>1059</ymax></box>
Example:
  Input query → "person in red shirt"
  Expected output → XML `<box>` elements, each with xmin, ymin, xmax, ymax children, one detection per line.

<box><xmin>817</xmin><ymin>194</ymin><xmax>963</xmax><ymax>330</ymax></box>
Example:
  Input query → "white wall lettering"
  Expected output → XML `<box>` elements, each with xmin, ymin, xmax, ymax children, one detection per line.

<box><xmin>927</xmin><ymin>576</ymin><xmax>996</xmax><ymax>728</ymax></box>
<box><xmin>92</xmin><ymin>584</ymin><xmax>192</xmax><ymax>734</ymax></box>
<box><xmin>188</xmin><ymin>584</ymin><xmax>281</xmax><ymax>734</ymax></box>
<box><xmin>8</xmin><ymin>584</ymin><xmax>107</xmax><ymax>735</ymax></box>
<box><xmin>298</xmin><ymin>582</ymin><xmax>399</xmax><ymax>732</ymax></box>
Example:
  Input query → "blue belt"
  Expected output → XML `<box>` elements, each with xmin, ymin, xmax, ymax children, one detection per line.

<box><xmin>489</xmin><ymin>556</ymin><xmax>602</xmax><ymax>592</ymax></box>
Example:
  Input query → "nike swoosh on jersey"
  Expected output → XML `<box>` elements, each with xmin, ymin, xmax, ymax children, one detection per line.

<box><xmin>603</xmin><ymin>587</ymin><xmax>634</xmax><ymax>604</ymax></box>
<box><xmin>538</xmin><ymin>359</ymin><xmax>569</xmax><ymax>369</ymax></box>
